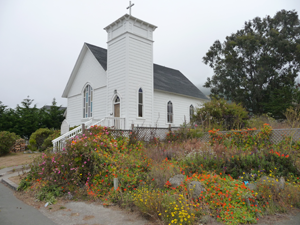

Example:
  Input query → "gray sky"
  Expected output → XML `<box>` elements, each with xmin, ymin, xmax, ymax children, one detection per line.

<box><xmin>0</xmin><ymin>0</ymin><xmax>299</xmax><ymax>108</ymax></box>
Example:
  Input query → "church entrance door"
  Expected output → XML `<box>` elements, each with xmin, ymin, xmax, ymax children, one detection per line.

<box><xmin>114</xmin><ymin>96</ymin><xmax>120</xmax><ymax>129</ymax></box>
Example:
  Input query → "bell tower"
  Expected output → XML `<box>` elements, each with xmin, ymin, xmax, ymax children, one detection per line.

<box><xmin>104</xmin><ymin>13</ymin><xmax>157</xmax><ymax>128</ymax></box>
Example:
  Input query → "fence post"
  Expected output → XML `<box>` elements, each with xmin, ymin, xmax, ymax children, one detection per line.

<box><xmin>82</xmin><ymin>123</ymin><xmax>85</xmax><ymax>134</ymax></box>
<box><xmin>131</xmin><ymin>123</ymin><xmax>134</xmax><ymax>131</ymax></box>
<box><xmin>169</xmin><ymin>124</ymin><xmax>171</xmax><ymax>132</ymax></box>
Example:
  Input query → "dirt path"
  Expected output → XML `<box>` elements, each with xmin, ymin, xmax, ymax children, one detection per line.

<box><xmin>13</xmin><ymin>189</ymin><xmax>154</xmax><ymax>225</ymax></box>
<box><xmin>0</xmin><ymin>152</ymin><xmax>41</xmax><ymax>169</ymax></box>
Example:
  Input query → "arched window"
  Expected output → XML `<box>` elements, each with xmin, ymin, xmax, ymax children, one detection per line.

<box><xmin>190</xmin><ymin>105</ymin><xmax>194</xmax><ymax>121</ymax></box>
<box><xmin>138</xmin><ymin>88</ymin><xmax>143</xmax><ymax>117</ymax></box>
<box><xmin>83</xmin><ymin>85</ymin><xmax>93</xmax><ymax>118</ymax></box>
<box><xmin>114</xmin><ymin>95</ymin><xmax>120</xmax><ymax>103</ymax></box>
<box><xmin>167</xmin><ymin>101</ymin><xmax>173</xmax><ymax>123</ymax></box>
<box><xmin>114</xmin><ymin>95</ymin><xmax>120</xmax><ymax>118</ymax></box>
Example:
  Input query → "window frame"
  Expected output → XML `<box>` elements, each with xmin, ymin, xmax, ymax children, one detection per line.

<box><xmin>167</xmin><ymin>101</ymin><xmax>173</xmax><ymax>123</ymax></box>
<box><xmin>189</xmin><ymin>105</ymin><xmax>194</xmax><ymax>121</ymax></box>
<box><xmin>138</xmin><ymin>88</ymin><xmax>143</xmax><ymax>118</ymax></box>
<box><xmin>83</xmin><ymin>84</ymin><xmax>93</xmax><ymax>118</ymax></box>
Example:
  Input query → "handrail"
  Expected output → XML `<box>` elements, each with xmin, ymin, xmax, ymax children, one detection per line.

<box><xmin>52</xmin><ymin>119</ymin><xmax>94</xmax><ymax>152</ymax></box>
<box><xmin>52</xmin><ymin>117</ymin><xmax>126</xmax><ymax>152</ymax></box>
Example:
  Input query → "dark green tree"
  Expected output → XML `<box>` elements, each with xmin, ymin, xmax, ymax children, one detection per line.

<box><xmin>0</xmin><ymin>101</ymin><xmax>18</xmax><ymax>133</ymax></box>
<box><xmin>15</xmin><ymin>96</ymin><xmax>41</xmax><ymax>139</ymax></box>
<box><xmin>203</xmin><ymin>10</ymin><xmax>300</xmax><ymax>117</ymax></box>
<box><xmin>42</xmin><ymin>98</ymin><xmax>65</xmax><ymax>130</ymax></box>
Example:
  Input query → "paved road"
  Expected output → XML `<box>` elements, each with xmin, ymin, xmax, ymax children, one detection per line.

<box><xmin>0</xmin><ymin>182</ymin><xmax>57</xmax><ymax>225</ymax></box>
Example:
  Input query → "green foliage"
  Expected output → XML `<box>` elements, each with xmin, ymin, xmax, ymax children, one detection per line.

<box><xmin>29</xmin><ymin>128</ymin><xmax>53</xmax><ymax>152</ymax></box>
<box><xmin>17</xmin><ymin>174</ymin><xmax>32</xmax><ymax>191</ymax></box>
<box><xmin>284</xmin><ymin>105</ymin><xmax>300</xmax><ymax>128</ymax></box>
<box><xmin>18</xmin><ymin>124</ymin><xmax>300</xmax><ymax>224</ymax></box>
<box><xmin>0</xmin><ymin>131</ymin><xmax>20</xmax><ymax>156</ymax></box>
<box><xmin>166</xmin><ymin>126</ymin><xmax>204</xmax><ymax>142</ymax></box>
<box><xmin>203</xmin><ymin>10</ymin><xmax>300</xmax><ymax>116</ymax></box>
<box><xmin>0</xmin><ymin>97</ymin><xmax>65</xmax><ymax>139</ymax></box>
<box><xmin>208</xmin><ymin>124</ymin><xmax>272</xmax><ymax>150</ymax></box>
<box><xmin>193</xmin><ymin>98</ymin><xmax>248</xmax><ymax>130</ymax></box>
<box><xmin>41</xmin><ymin>130</ymin><xmax>61</xmax><ymax>151</ymax></box>
<box><xmin>14</xmin><ymin>97</ymin><xmax>42</xmax><ymax>140</ymax></box>
<box><xmin>40</xmin><ymin>98</ymin><xmax>65</xmax><ymax>130</ymax></box>
<box><xmin>35</xmin><ymin>184</ymin><xmax>62</xmax><ymax>204</ymax></box>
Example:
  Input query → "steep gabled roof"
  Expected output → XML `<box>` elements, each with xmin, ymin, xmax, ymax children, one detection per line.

<box><xmin>85</xmin><ymin>43</ymin><xmax>208</xmax><ymax>100</ymax></box>
<box><xmin>85</xmin><ymin>43</ymin><xmax>107</xmax><ymax>70</ymax></box>
<box><xmin>153</xmin><ymin>64</ymin><xmax>207</xmax><ymax>99</ymax></box>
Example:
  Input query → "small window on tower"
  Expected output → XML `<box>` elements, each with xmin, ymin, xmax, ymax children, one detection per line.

<box><xmin>167</xmin><ymin>101</ymin><xmax>173</xmax><ymax>123</ymax></box>
<box><xmin>138</xmin><ymin>88</ymin><xmax>143</xmax><ymax>117</ymax></box>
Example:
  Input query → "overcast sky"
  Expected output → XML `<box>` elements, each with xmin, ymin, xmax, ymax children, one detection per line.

<box><xmin>0</xmin><ymin>0</ymin><xmax>299</xmax><ymax>108</ymax></box>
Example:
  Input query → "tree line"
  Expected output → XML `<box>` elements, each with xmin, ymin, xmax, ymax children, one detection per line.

<box><xmin>0</xmin><ymin>97</ymin><xmax>65</xmax><ymax>139</ymax></box>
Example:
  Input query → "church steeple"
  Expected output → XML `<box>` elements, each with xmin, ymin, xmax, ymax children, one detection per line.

<box><xmin>104</xmin><ymin>13</ymin><xmax>157</xmax><ymax>128</ymax></box>
<box><xmin>104</xmin><ymin>14</ymin><xmax>157</xmax><ymax>42</ymax></box>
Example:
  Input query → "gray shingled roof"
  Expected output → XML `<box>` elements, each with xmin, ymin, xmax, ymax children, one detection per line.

<box><xmin>85</xmin><ymin>43</ymin><xmax>208</xmax><ymax>100</ymax></box>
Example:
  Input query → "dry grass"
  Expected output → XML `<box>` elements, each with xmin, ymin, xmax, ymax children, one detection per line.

<box><xmin>0</xmin><ymin>152</ymin><xmax>41</xmax><ymax>169</ymax></box>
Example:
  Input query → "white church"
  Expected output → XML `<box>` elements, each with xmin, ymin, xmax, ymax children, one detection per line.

<box><xmin>62</xmin><ymin>11</ymin><xmax>208</xmax><ymax>130</ymax></box>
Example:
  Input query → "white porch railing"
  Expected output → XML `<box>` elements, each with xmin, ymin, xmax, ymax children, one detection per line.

<box><xmin>52</xmin><ymin>118</ymin><xmax>101</xmax><ymax>152</ymax></box>
<box><xmin>52</xmin><ymin>117</ymin><xmax>125</xmax><ymax>152</ymax></box>
<box><xmin>101</xmin><ymin>117</ymin><xmax>125</xmax><ymax>130</ymax></box>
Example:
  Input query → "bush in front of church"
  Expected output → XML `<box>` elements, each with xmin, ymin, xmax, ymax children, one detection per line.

<box><xmin>28</xmin><ymin>128</ymin><xmax>53</xmax><ymax>152</ymax></box>
<box><xmin>192</xmin><ymin>98</ymin><xmax>249</xmax><ymax>131</ymax></box>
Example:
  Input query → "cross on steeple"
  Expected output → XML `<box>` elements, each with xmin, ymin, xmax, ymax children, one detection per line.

<box><xmin>126</xmin><ymin>1</ymin><xmax>134</xmax><ymax>15</ymax></box>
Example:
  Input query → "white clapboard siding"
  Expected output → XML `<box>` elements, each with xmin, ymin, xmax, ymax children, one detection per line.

<box><xmin>93</xmin><ymin>87</ymin><xmax>107</xmax><ymax>120</ymax></box>
<box><xmin>68</xmin><ymin>48</ymin><xmax>107</xmax><ymax>97</ymax></box>
<box><xmin>106</xmin><ymin>36</ymin><xmax>127</xmax><ymax>120</ymax></box>
<box><xmin>153</xmin><ymin>90</ymin><xmax>204</xmax><ymax>127</ymax></box>
<box><xmin>66</xmin><ymin>94</ymin><xmax>82</xmax><ymax>127</ymax></box>
<box><xmin>126</xmin><ymin>35</ymin><xmax>153</xmax><ymax>128</ymax></box>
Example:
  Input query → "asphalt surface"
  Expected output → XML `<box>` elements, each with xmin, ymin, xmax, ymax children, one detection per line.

<box><xmin>0</xmin><ymin>182</ymin><xmax>57</xmax><ymax>225</ymax></box>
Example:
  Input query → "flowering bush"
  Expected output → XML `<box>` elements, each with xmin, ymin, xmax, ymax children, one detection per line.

<box><xmin>209</xmin><ymin>124</ymin><xmax>272</xmax><ymax>151</ymax></box>
<box><xmin>19</xmin><ymin>124</ymin><xmax>300</xmax><ymax>225</ymax></box>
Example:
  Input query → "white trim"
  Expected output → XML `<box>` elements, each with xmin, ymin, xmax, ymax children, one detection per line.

<box><xmin>82</xmin><ymin>84</ymin><xmax>93</xmax><ymax>119</ymax></box>
<box><xmin>94</xmin><ymin>85</ymin><xmax>107</xmax><ymax>90</ymax></box>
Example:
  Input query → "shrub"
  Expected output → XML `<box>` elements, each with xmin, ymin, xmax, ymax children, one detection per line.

<box><xmin>208</xmin><ymin>124</ymin><xmax>272</xmax><ymax>151</ymax></box>
<box><xmin>132</xmin><ymin>187</ymin><xmax>196</xmax><ymax>224</ymax></box>
<box><xmin>193</xmin><ymin>98</ymin><xmax>249</xmax><ymax>131</ymax></box>
<box><xmin>41</xmin><ymin>129</ymin><xmax>60</xmax><ymax>151</ymax></box>
<box><xmin>0</xmin><ymin>131</ymin><xmax>20</xmax><ymax>156</ymax></box>
<box><xmin>166</xmin><ymin>126</ymin><xmax>204</xmax><ymax>142</ymax></box>
<box><xmin>28</xmin><ymin>128</ymin><xmax>53</xmax><ymax>151</ymax></box>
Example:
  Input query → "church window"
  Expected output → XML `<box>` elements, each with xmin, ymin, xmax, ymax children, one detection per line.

<box><xmin>167</xmin><ymin>101</ymin><xmax>173</xmax><ymax>123</ymax></box>
<box><xmin>115</xmin><ymin>95</ymin><xmax>120</xmax><ymax>103</ymax></box>
<box><xmin>83</xmin><ymin>85</ymin><xmax>93</xmax><ymax>118</ymax></box>
<box><xmin>190</xmin><ymin>105</ymin><xmax>194</xmax><ymax>121</ymax></box>
<box><xmin>138</xmin><ymin>88</ymin><xmax>143</xmax><ymax>117</ymax></box>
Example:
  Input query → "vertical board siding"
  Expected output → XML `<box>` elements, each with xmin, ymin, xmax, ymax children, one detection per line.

<box><xmin>68</xmin><ymin>49</ymin><xmax>106</xmax><ymax>97</ymax></box>
<box><xmin>154</xmin><ymin>91</ymin><xmax>204</xmax><ymax>127</ymax></box>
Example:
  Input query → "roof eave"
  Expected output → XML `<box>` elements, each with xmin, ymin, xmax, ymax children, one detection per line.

<box><xmin>154</xmin><ymin>89</ymin><xmax>209</xmax><ymax>102</ymax></box>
